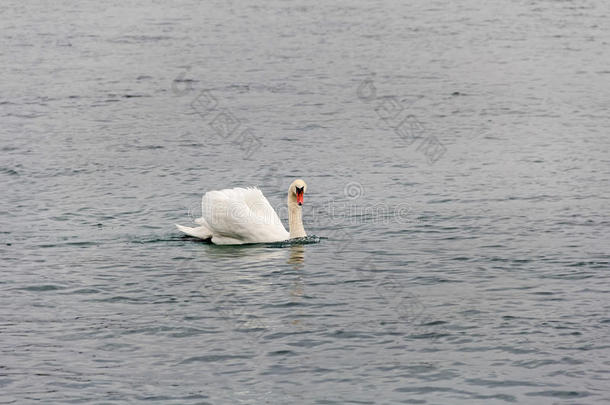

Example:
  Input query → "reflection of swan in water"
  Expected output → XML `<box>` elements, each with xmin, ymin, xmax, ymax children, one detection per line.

<box><xmin>287</xmin><ymin>245</ymin><xmax>305</xmax><ymax>270</ymax></box>
<box><xmin>192</xmin><ymin>239</ymin><xmax>313</xmax><ymax>271</ymax></box>
<box><xmin>288</xmin><ymin>245</ymin><xmax>305</xmax><ymax>299</ymax></box>
<box><xmin>287</xmin><ymin>245</ymin><xmax>305</xmax><ymax>333</ymax></box>
<box><xmin>184</xmin><ymin>241</ymin><xmax>311</xmax><ymax>306</ymax></box>
<box><xmin>190</xmin><ymin>246</ymin><xmax>286</xmax><ymax>296</ymax></box>
<box><xmin>202</xmin><ymin>244</ymin><xmax>286</xmax><ymax>262</ymax></box>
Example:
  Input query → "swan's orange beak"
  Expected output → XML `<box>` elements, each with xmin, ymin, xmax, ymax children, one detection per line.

<box><xmin>296</xmin><ymin>189</ymin><xmax>304</xmax><ymax>206</ymax></box>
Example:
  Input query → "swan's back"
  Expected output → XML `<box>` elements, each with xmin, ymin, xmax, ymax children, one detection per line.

<box><xmin>202</xmin><ymin>187</ymin><xmax>289</xmax><ymax>244</ymax></box>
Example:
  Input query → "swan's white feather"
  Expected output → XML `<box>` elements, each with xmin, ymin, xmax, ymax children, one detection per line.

<box><xmin>175</xmin><ymin>224</ymin><xmax>212</xmax><ymax>240</ymax></box>
<box><xmin>176</xmin><ymin>187</ymin><xmax>289</xmax><ymax>245</ymax></box>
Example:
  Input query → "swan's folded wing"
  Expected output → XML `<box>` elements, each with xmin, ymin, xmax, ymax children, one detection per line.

<box><xmin>242</xmin><ymin>187</ymin><xmax>285</xmax><ymax>228</ymax></box>
<box><xmin>202</xmin><ymin>187</ymin><xmax>288</xmax><ymax>243</ymax></box>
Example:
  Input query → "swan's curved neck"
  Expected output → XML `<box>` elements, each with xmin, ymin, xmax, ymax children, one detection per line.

<box><xmin>287</xmin><ymin>193</ymin><xmax>306</xmax><ymax>239</ymax></box>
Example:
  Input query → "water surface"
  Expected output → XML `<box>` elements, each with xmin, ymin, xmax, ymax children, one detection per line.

<box><xmin>1</xmin><ymin>0</ymin><xmax>609</xmax><ymax>403</ymax></box>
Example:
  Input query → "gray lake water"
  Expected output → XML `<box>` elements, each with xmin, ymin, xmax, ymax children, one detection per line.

<box><xmin>1</xmin><ymin>0</ymin><xmax>609</xmax><ymax>403</ymax></box>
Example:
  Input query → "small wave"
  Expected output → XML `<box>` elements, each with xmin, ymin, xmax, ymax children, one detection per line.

<box><xmin>135</xmin><ymin>236</ymin><xmax>188</xmax><ymax>244</ymax></box>
<box><xmin>134</xmin><ymin>145</ymin><xmax>164</xmax><ymax>150</ymax></box>
<box><xmin>19</xmin><ymin>285</ymin><xmax>65</xmax><ymax>292</ymax></box>
<box><xmin>110</xmin><ymin>35</ymin><xmax>172</xmax><ymax>44</ymax></box>
<box><xmin>269</xmin><ymin>235</ymin><xmax>321</xmax><ymax>247</ymax></box>
<box><xmin>0</xmin><ymin>167</ymin><xmax>18</xmax><ymax>175</ymax></box>
<box><xmin>525</xmin><ymin>390</ymin><xmax>590</xmax><ymax>399</ymax></box>
<box><xmin>293</xmin><ymin>124</ymin><xmax>327</xmax><ymax>131</ymax></box>
<box><xmin>122</xmin><ymin>94</ymin><xmax>150</xmax><ymax>98</ymax></box>
<box><xmin>180</xmin><ymin>354</ymin><xmax>253</xmax><ymax>364</ymax></box>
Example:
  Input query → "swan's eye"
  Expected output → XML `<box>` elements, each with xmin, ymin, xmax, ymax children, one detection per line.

<box><xmin>295</xmin><ymin>186</ymin><xmax>303</xmax><ymax>194</ymax></box>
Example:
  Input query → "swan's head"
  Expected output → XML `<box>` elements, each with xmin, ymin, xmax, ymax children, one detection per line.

<box><xmin>289</xmin><ymin>179</ymin><xmax>307</xmax><ymax>206</ymax></box>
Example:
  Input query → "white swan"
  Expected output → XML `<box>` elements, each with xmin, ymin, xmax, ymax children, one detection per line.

<box><xmin>176</xmin><ymin>179</ymin><xmax>307</xmax><ymax>245</ymax></box>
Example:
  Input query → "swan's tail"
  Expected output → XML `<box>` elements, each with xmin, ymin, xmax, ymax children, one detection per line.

<box><xmin>175</xmin><ymin>222</ymin><xmax>212</xmax><ymax>240</ymax></box>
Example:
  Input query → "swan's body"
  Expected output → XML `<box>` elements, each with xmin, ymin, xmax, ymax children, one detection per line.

<box><xmin>176</xmin><ymin>179</ymin><xmax>307</xmax><ymax>245</ymax></box>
